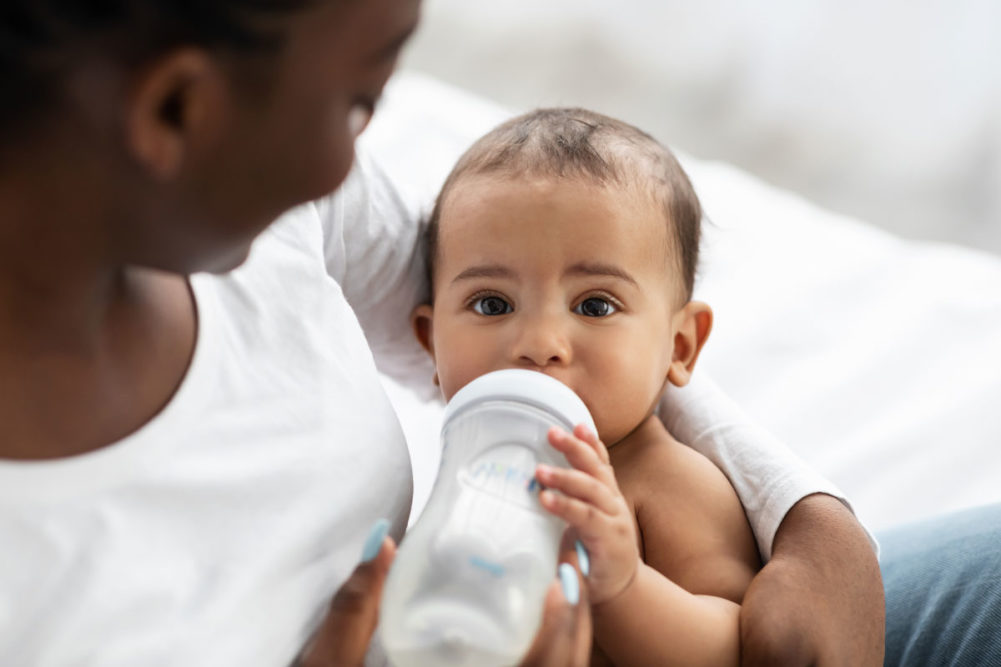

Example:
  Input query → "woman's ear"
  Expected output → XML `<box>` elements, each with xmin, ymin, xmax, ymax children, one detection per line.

<box><xmin>667</xmin><ymin>301</ymin><xmax>713</xmax><ymax>387</ymax></box>
<box><xmin>411</xmin><ymin>304</ymin><xmax>436</xmax><ymax>359</ymax></box>
<box><xmin>126</xmin><ymin>48</ymin><xmax>229</xmax><ymax>180</ymax></box>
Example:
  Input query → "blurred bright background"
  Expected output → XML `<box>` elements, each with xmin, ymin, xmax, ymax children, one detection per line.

<box><xmin>398</xmin><ymin>0</ymin><xmax>1001</xmax><ymax>255</ymax></box>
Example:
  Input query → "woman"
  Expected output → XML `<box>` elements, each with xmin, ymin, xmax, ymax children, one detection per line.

<box><xmin>0</xmin><ymin>1</ymin><xmax>889</xmax><ymax>664</ymax></box>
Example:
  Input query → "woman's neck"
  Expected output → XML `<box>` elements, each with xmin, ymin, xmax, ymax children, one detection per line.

<box><xmin>0</xmin><ymin>167</ymin><xmax>197</xmax><ymax>460</ymax></box>
<box><xmin>0</xmin><ymin>118</ymin><xmax>150</xmax><ymax>348</ymax></box>
<box><xmin>0</xmin><ymin>265</ymin><xmax>196</xmax><ymax>461</ymax></box>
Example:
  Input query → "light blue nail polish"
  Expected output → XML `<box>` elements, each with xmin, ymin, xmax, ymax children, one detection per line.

<box><xmin>361</xmin><ymin>518</ymin><xmax>391</xmax><ymax>563</ymax></box>
<box><xmin>559</xmin><ymin>563</ymin><xmax>580</xmax><ymax>605</ymax></box>
<box><xmin>575</xmin><ymin>540</ymin><xmax>591</xmax><ymax>577</ymax></box>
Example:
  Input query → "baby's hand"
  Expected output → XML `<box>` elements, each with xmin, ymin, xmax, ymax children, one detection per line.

<box><xmin>535</xmin><ymin>425</ymin><xmax>639</xmax><ymax>606</ymax></box>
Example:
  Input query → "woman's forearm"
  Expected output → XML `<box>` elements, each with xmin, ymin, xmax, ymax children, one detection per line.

<box><xmin>739</xmin><ymin>493</ymin><xmax>884</xmax><ymax>666</ymax></box>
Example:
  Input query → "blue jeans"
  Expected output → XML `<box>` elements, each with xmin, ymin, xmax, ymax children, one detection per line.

<box><xmin>880</xmin><ymin>503</ymin><xmax>1001</xmax><ymax>666</ymax></box>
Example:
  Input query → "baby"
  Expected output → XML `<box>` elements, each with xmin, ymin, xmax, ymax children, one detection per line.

<box><xmin>412</xmin><ymin>108</ymin><xmax>761</xmax><ymax>665</ymax></box>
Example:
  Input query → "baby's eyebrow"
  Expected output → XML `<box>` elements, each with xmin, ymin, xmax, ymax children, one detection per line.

<box><xmin>452</xmin><ymin>265</ymin><xmax>516</xmax><ymax>283</ymax></box>
<box><xmin>565</xmin><ymin>262</ymin><xmax>638</xmax><ymax>286</ymax></box>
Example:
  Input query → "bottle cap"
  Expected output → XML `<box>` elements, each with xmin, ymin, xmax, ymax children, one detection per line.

<box><xmin>443</xmin><ymin>369</ymin><xmax>596</xmax><ymax>434</ymax></box>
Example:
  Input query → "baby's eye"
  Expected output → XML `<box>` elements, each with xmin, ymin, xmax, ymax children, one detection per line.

<box><xmin>573</xmin><ymin>297</ymin><xmax>616</xmax><ymax>318</ymax></box>
<box><xmin>472</xmin><ymin>296</ymin><xmax>513</xmax><ymax>316</ymax></box>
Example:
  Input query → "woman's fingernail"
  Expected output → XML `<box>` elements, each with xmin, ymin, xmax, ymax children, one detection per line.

<box><xmin>575</xmin><ymin>540</ymin><xmax>591</xmax><ymax>577</ymax></box>
<box><xmin>361</xmin><ymin>518</ymin><xmax>391</xmax><ymax>563</ymax></box>
<box><xmin>558</xmin><ymin>563</ymin><xmax>580</xmax><ymax>605</ymax></box>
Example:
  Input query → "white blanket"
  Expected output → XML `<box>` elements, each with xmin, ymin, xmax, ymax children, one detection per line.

<box><xmin>363</xmin><ymin>73</ymin><xmax>1001</xmax><ymax>533</ymax></box>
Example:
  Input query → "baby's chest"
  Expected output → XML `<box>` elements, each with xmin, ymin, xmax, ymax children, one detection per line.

<box><xmin>613</xmin><ymin>462</ymin><xmax>664</xmax><ymax>560</ymax></box>
<box><xmin>612</xmin><ymin>454</ymin><xmax>703</xmax><ymax>565</ymax></box>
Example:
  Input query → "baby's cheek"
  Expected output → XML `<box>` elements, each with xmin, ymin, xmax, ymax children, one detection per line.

<box><xmin>595</xmin><ymin>370</ymin><xmax>665</xmax><ymax>443</ymax></box>
<box><xmin>436</xmin><ymin>352</ymin><xmax>495</xmax><ymax>403</ymax></box>
<box><xmin>435</xmin><ymin>365</ymin><xmax>467</xmax><ymax>402</ymax></box>
<box><xmin>592</xmin><ymin>402</ymin><xmax>642</xmax><ymax>446</ymax></box>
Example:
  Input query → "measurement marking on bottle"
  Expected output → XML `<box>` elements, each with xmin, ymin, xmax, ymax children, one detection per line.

<box><xmin>468</xmin><ymin>555</ymin><xmax>506</xmax><ymax>578</ymax></box>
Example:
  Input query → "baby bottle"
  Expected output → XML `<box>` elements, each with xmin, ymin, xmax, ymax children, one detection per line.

<box><xmin>379</xmin><ymin>369</ymin><xmax>595</xmax><ymax>667</ymax></box>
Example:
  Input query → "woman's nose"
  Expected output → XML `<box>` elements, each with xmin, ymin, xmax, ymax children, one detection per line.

<box><xmin>511</xmin><ymin>316</ymin><xmax>571</xmax><ymax>368</ymax></box>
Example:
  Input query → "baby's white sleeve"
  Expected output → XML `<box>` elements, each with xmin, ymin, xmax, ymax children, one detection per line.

<box><xmin>659</xmin><ymin>373</ymin><xmax>877</xmax><ymax>560</ymax></box>
<box><xmin>315</xmin><ymin>147</ymin><xmax>437</xmax><ymax>399</ymax></box>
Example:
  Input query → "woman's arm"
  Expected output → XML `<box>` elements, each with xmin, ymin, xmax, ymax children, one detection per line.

<box><xmin>314</xmin><ymin>150</ymin><xmax>438</xmax><ymax>399</ymax></box>
<box><xmin>659</xmin><ymin>373</ymin><xmax>870</xmax><ymax>559</ymax></box>
<box><xmin>740</xmin><ymin>494</ymin><xmax>884</xmax><ymax>666</ymax></box>
<box><xmin>660</xmin><ymin>374</ymin><xmax>884</xmax><ymax>665</ymax></box>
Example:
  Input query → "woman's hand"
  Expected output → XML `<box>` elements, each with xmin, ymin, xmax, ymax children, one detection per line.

<box><xmin>536</xmin><ymin>424</ymin><xmax>640</xmax><ymax>606</ymax></box>
<box><xmin>298</xmin><ymin>523</ymin><xmax>594</xmax><ymax>667</ymax></box>
<box><xmin>296</xmin><ymin>528</ymin><xmax>397</xmax><ymax>667</ymax></box>
<box><xmin>520</xmin><ymin>563</ymin><xmax>593</xmax><ymax>666</ymax></box>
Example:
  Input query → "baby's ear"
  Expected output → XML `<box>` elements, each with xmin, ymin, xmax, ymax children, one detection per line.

<box><xmin>411</xmin><ymin>304</ymin><xmax>435</xmax><ymax>359</ymax></box>
<box><xmin>667</xmin><ymin>301</ymin><xmax>713</xmax><ymax>387</ymax></box>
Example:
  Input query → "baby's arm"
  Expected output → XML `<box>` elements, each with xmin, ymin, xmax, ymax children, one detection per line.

<box><xmin>536</xmin><ymin>424</ymin><xmax>758</xmax><ymax>667</ymax></box>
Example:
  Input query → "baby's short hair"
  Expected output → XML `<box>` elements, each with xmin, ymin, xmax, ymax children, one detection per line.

<box><xmin>427</xmin><ymin>107</ymin><xmax>702</xmax><ymax>301</ymax></box>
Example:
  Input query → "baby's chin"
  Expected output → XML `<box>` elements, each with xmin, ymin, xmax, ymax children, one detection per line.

<box><xmin>591</xmin><ymin>409</ymin><xmax>663</xmax><ymax>450</ymax></box>
<box><xmin>593</xmin><ymin>423</ymin><xmax>626</xmax><ymax>449</ymax></box>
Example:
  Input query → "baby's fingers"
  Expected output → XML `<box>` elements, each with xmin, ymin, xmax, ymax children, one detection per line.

<box><xmin>536</xmin><ymin>464</ymin><xmax>620</xmax><ymax>516</ymax></box>
<box><xmin>573</xmin><ymin>424</ymin><xmax>609</xmax><ymax>464</ymax></box>
<box><xmin>539</xmin><ymin>487</ymin><xmax>613</xmax><ymax>538</ymax></box>
<box><xmin>547</xmin><ymin>427</ymin><xmax>614</xmax><ymax>484</ymax></box>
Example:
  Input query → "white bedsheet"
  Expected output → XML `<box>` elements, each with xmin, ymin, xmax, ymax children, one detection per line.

<box><xmin>362</xmin><ymin>73</ymin><xmax>1001</xmax><ymax>533</ymax></box>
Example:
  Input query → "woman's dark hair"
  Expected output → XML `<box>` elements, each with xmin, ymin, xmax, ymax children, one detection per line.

<box><xmin>0</xmin><ymin>1</ymin><xmax>312</xmax><ymax>139</ymax></box>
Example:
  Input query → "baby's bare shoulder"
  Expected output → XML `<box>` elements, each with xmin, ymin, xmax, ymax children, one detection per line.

<box><xmin>612</xmin><ymin>417</ymin><xmax>761</xmax><ymax>601</ymax></box>
<box><xmin>611</xmin><ymin>415</ymin><xmax>722</xmax><ymax>497</ymax></box>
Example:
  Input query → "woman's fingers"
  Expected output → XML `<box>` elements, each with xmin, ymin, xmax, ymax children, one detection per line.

<box><xmin>297</xmin><ymin>522</ymin><xmax>396</xmax><ymax>667</ymax></box>
<box><xmin>520</xmin><ymin>565</ymin><xmax>592</xmax><ymax>666</ymax></box>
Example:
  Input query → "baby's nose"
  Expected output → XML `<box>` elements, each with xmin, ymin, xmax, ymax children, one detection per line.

<box><xmin>511</xmin><ymin>318</ymin><xmax>571</xmax><ymax>368</ymax></box>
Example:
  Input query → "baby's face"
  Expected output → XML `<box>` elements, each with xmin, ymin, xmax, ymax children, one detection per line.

<box><xmin>417</xmin><ymin>174</ymin><xmax>689</xmax><ymax>445</ymax></box>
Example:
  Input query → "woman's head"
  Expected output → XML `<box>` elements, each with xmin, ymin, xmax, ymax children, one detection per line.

<box><xmin>0</xmin><ymin>0</ymin><xmax>420</xmax><ymax>273</ymax></box>
<box><xmin>1</xmin><ymin>2</ymin><xmax>298</xmax><ymax>140</ymax></box>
